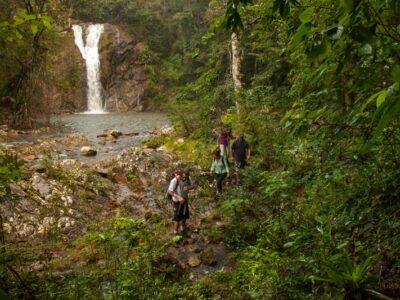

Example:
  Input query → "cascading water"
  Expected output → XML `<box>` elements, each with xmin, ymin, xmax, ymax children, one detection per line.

<box><xmin>72</xmin><ymin>24</ymin><xmax>105</xmax><ymax>113</ymax></box>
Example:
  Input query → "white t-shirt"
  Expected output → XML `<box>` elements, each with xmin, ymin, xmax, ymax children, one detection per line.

<box><xmin>168</xmin><ymin>176</ymin><xmax>192</xmax><ymax>202</ymax></box>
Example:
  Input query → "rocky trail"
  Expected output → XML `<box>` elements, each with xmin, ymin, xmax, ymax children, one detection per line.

<box><xmin>0</xmin><ymin>124</ymin><xmax>231</xmax><ymax>284</ymax></box>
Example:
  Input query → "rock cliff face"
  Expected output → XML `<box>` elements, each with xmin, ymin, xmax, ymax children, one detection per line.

<box><xmin>37</xmin><ymin>31</ymin><xmax>86</xmax><ymax>114</ymax></box>
<box><xmin>100</xmin><ymin>24</ymin><xmax>147</xmax><ymax>112</ymax></box>
<box><xmin>38</xmin><ymin>22</ymin><xmax>148</xmax><ymax>114</ymax></box>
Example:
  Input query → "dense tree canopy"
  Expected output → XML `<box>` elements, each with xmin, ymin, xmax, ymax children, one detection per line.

<box><xmin>1</xmin><ymin>0</ymin><xmax>399</xmax><ymax>298</ymax></box>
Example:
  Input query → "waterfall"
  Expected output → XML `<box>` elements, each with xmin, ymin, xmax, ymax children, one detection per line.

<box><xmin>72</xmin><ymin>24</ymin><xmax>105</xmax><ymax>113</ymax></box>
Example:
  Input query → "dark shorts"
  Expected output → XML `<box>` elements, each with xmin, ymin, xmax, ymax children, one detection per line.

<box><xmin>172</xmin><ymin>201</ymin><xmax>189</xmax><ymax>221</ymax></box>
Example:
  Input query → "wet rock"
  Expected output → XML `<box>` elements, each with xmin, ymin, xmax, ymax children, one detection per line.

<box><xmin>97</xmin><ymin>133</ymin><xmax>108</xmax><ymax>138</ymax></box>
<box><xmin>61</xmin><ymin>195</ymin><xmax>74</xmax><ymax>206</ymax></box>
<box><xmin>124</xmin><ymin>132</ymin><xmax>139</xmax><ymax>137</ymax></box>
<box><xmin>18</xmin><ymin>199</ymin><xmax>35</xmax><ymax>213</ymax></box>
<box><xmin>58</xmin><ymin>216</ymin><xmax>75</xmax><ymax>229</ymax></box>
<box><xmin>161</xmin><ymin>126</ymin><xmax>174</xmax><ymax>135</ymax></box>
<box><xmin>98</xmin><ymin>138</ymin><xmax>106</xmax><ymax>146</ymax></box>
<box><xmin>9</xmin><ymin>183</ymin><xmax>26</xmax><ymax>197</ymax></box>
<box><xmin>153</xmin><ymin>253</ymin><xmax>184</xmax><ymax>278</ymax></box>
<box><xmin>32</xmin><ymin>174</ymin><xmax>51</xmax><ymax>197</ymax></box>
<box><xmin>64</xmin><ymin>135</ymin><xmax>89</xmax><ymax>147</ymax></box>
<box><xmin>199</xmin><ymin>247</ymin><xmax>218</xmax><ymax>266</ymax></box>
<box><xmin>30</xmin><ymin>164</ymin><xmax>46</xmax><ymax>173</ymax></box>
<box><xmin>110</xmin><ymin>130</ymin><xmax>122</xmax><ymax>138</ymax></box>
<box><xmin>95</xmin><ymin>168</ymin><xmax>108</xmax><ymax>178</ymax></box>
<box><xmin>156</xmin><ymin>145</ymin><xmax>168</xmax><ymax>152</ymax></box>
<box><xmin>80</xmin><ymin>146</ymin><xmax>97</xmax><ymax>156</ymax></box>
<box><xmin>187</xmin><ymin>256</ymin><xmax>201</xmax><ymax>268</ymax></box>
<box><xmin>42</xmin><ymin>217</ymin><xmax>55</xmax><ymax>231</ymax></box>
<box><xmin>114</xmin><ymin>175</ymin><xmax>128</xmax><ymax>184</ymax></box>
<box><xmin>100</xmin><ymin>25</ymin><xmax>148</xmax><ymax>112</ymax></box>
<box><xmin>22</xmin><ymin>154</ymin><xmax>37</xmax><ymax>161</ymax></box>
<box><xmin>61</xmin><ymin>159</ymin><xmax>77</xmax><ymax>168</ymax></box>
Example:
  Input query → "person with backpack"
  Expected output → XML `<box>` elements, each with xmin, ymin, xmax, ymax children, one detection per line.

<box><xmin>210</xmin><ymin>148</ymin><xmax>229</xmax><ymax>194</ymax></box>
<box><xmin>231</xmin><ymin>132</ymin><xmax>251</xmax><ymax>185</ymax></box>
<box><xmin>167</xmin><ymin>170</ymin><xmax>194</xmax><ymax>235</ymax></box>
<box><xmin>218</xmin><ymin>127</ymin><xmax>230</xmax><ymax>159</ymax></box>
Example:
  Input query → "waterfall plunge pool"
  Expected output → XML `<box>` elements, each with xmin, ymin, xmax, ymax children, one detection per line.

<box><xmin>51</xmin><ymin>111</ymin><xmax>169</xmax><ymax>141</ymax></box>
<box><xmin>9</xmin><ymin>112</ymin><xmax>170</xmax><ymax>161</ymax></box>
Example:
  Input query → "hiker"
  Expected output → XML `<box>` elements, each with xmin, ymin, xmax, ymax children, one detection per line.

<box><xmin>231</xmin><ymin>132</ymin><xmax>251</xmax><ymax>185</ymax></box>
<box><xmin>218</xmin><ymin>127</ymin><xmax>230</xmax><ymax>159</ymax></box>
<box><xmin>210</xmin><ymin>148</ymin><xmax>229</xmax><ymax>194</ymax></box>
<box><xmin>168</xmin><ymin>170</ymin><xmax>194</xmax><ymax>235</ymax></box>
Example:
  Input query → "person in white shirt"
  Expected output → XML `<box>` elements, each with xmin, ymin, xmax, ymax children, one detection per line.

<box><xmin>168</xmin><ymin>170</ymin><xmax>194</xmax><ymax>235</ymax></box>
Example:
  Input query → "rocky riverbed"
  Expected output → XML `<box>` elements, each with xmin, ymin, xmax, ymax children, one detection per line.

<box><xmin>0</xmin><ymin>124</ymin><xmax>231</xmax><ymax>284</ymax></box>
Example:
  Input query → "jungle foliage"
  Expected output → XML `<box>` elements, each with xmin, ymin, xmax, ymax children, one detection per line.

<box><xmin>0</xmin><ymin>0</ymin><xmax>62</xmax><ymax>128</ymax></box>
<box><xmin>1</xmin><ymin>0</ymin><xmax>400</xmax><ymax>299</ymax></box>
<box><xmin>167</xmin><ymin>0</ymin><xmax>400</xmax><ymax>298</ymax></box>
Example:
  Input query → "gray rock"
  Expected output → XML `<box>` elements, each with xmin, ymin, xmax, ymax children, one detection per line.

<box><xmin>110</xmin><ymin>130</ymin><xmax>122</xmax><ymax>138</ymax></box>
<box><xmin>61</xmin><ymin>159</ymin><xmax>77</xmax><ymax>167</ymax></box>
<box><xmin>124</xmin><ymin>132</ymin><xmax>139</xmax><ymax>137</ymax></box>
<box><xmin>80</xmin><ymin>146</ymin><xmax>97</xmax><ymax>156</ymax></box>
<box><xmin>30</xmin><ymin>164</ymin><xmax>46</xmax><ymax>173</ymax></box>
<box><xmin>32</xmin><ymin>174</ymin><xmax>51</xmax><ymax>197</ymax></box>
<box><xmin>96</xmin><ymin>168</ymin><xmax>108</xmax><ymax>178</ymax></box>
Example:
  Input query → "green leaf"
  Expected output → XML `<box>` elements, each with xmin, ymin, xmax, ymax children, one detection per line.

<box><xmin>280</xmin><ymin>109</ymin><xmax>293</xmax><ymax>126</ymax></box>
<box><xmin>291</xmin><ymin>22</ymin><xmax>311</xmax><ymax>48</ymax></box>
<box><xmin>283</xmin><ymin>241</ymin><xmax>294</xmax><ymax>248</ymax></box>
<box><xmin>391</xmin><ymin>65</ymin><xmax>400</xmax><ymax>83</ymax></box>
<box><xmin>280</xmin><ymin>0</ymin><xmax>290</xmax><ymax>17</ymax></box>
<box><xmin>364</xmin><ymin>289</ymin><xmax>392</xmax><ymax>300</ymax></box>
<box><xmin>15</xmin><ymin>29</ymin><xmax>22</xmax><ymax>39</ymax></box>
<box><xmin>361</xmin><ymin>90</ymin><xmax>386</xmax><ymax>111</ymax></box>
<box><xmin>376</xmin><ymin>90</ymin><xmax>387</xmax><ymax>108</ymax></box>
<box><xmin>373</xmin><ymin>86</ymin><xmax>400</xmax><ymax>135</ymax></box>
<box><xmin>30</xmin><ymin>23</ymin><xmax>38</xmax><ymax>35</ymax></box>
<box><xmin>41</xmin><ymin>17</ymin><xmax>52</xmax><ymax>29</ymax></box>
<box><xmin>172</xmin><ymin>235</ymin><xmax>182</xmax><ymax>242</ymax></box>
<box><xmin>299</xmin><ymin>7</ymin><xmax>314</xmax><ymax>23</ymax></box>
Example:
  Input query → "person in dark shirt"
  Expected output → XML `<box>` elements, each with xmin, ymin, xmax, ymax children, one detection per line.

<box><xmin>231</xmin><ymin>133</ymin><xmax>251</xmax><ymax>185</ymax></box>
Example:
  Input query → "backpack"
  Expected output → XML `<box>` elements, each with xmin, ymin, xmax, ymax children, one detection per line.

<box><xmin>164</xmin><ymin>177</ymin><xmax>179</xmax><ymax>201</ymax></box>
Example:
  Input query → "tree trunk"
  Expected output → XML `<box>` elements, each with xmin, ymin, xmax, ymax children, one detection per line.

<box><xmin>231</xmin><ymin>32</ymin><xmax>242</xmax><ymax>115</ymax></box>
